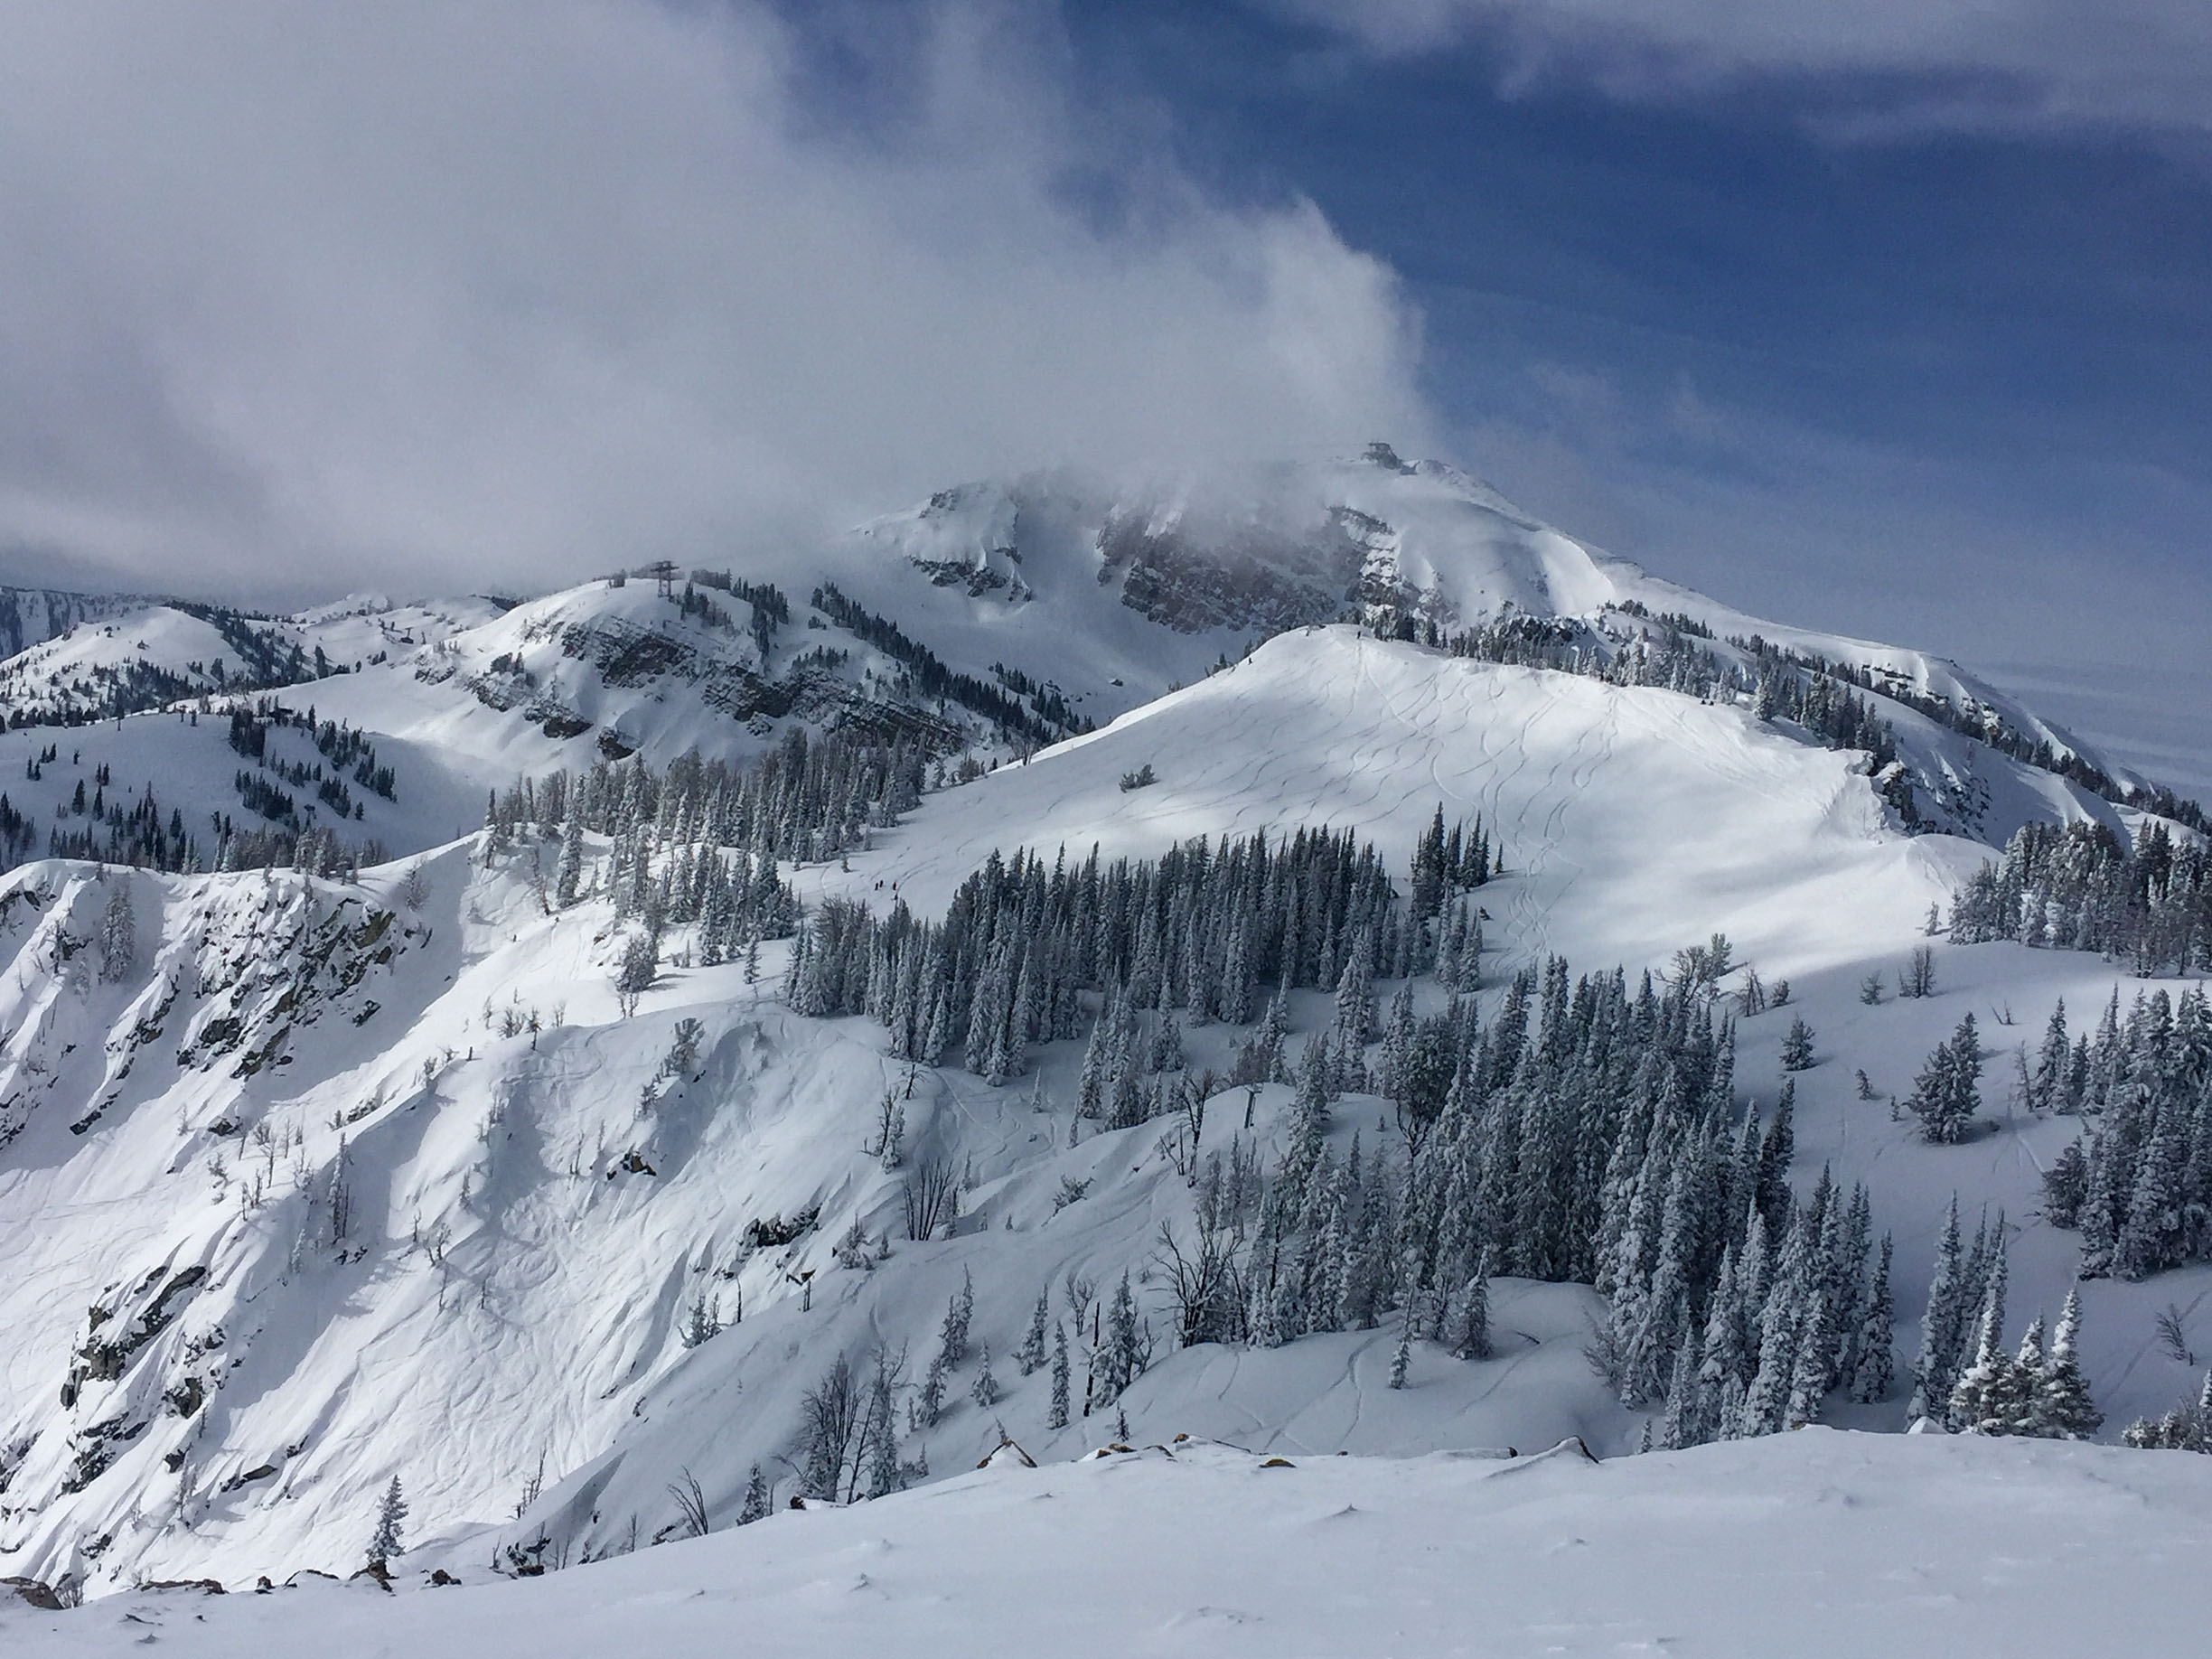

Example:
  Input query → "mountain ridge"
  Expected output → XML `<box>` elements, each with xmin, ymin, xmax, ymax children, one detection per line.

<box><xmin>0</xmin><ymin>454</ymin><xmax>2206</xmax><ymax>1602</ymax></box>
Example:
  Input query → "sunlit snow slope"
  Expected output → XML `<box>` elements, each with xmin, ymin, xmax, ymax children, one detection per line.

<box><xmin>2</xmin><ymin>625</ymin><xmax>2204</xmax><ymax>1600</ymax></box>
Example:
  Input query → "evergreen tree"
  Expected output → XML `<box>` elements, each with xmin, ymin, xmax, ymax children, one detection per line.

<box><xmin>1740</xmin><ymin>1294</ymin><xmax>1796</xmax><ymax>1439</ymax></box>
<box><xmin>1332</xmin><ymin>929</ymin><xmax>1379</xmax><ymax>1083</ymax></box>
<box><xmin>1452</xmin><ymin>1251</ymin><xmax>1493</xmax><ymax>1361</ymax></box>
<box><xmin>941</xmin><ymin>1270</ymin><xmax>974</xmax><ymax>1365</ymax></box>
<box><xmin>2115</xmin><ymin>1101</ymin><xmax>2189</xmax><ymax>1279</ymax></box>
<box><xmin>1849</xmin><ymin>1233</ymin><xmax>1895</xmax><ymax>1404</ymax></box>
<box><xmin>1911</xmin><ymin>1197</ymin><xmax>1966</xmax><ymax>1422</ymax></box>
<box><xmin>2035</xmin><ymin>1287</ymin><xmax>2103</xmax><ymax>1439</ymax></box>
<box><xmin>737</xmin><ymin>1464</ymin><xmax>771</xmax><ymax>1524</ymax></box>
<box><xmin>2032</xmin><ymin>1000</ymin><xmax>2070</xmax><ymax>1111</ymax></box>
<box><xmin>1279</xmin><ymin>1036</ymin><xmax>1334</xmax><ymax>1203</ymax></box>
<box><xmin>1659</xmin><ymin>1326</ymin><xmax>1701</xmax><ymax>1450</ymax></box>
<box><xmin>1947</xmin><ymin>1279</ymin><xmax>2026</xmax><ymax>1435</ymax></box>
<box><xmin>1751</xmin><ymin>1083</ymin><xmax>1796</xmax><ymax>1232</ymax></box>
<box><xmin>1697</xmin><ymin>1245</ymin><xmax>1748</xmax><ymax>1429</ymax></box>
<box><xmin>970</xmin><ymin>1344</ymin><xmax>999</xmax><ymax>1409</ymax></box>
<box><xmin>1780</xmin><ymin>1017</ymin><xmax>1816</xmax><ymax>1072</ymax></box>
<box><xmin>614</xmin><ymin>931</ymin><xmax>658</xmax><ymax>1017</ymax></box>
<box><xmin>367</xmin><ymin>1474</ymin><xmax>408</xmax><ymax>1565</ymax></box>
<box><xmin>916</xmin><ymin>1349</ymin><xmax>947</xmax><ymax>1429</ymax></box>
<box><xmin>1017</xmin><ymin>1288</ymin><xmax>1050</xmax><ymax>1375</ymax></box>
<box><xmin>1099</xmin><ymin>1270</ymin><xmax>1148</xmax><ymax>1400</ymax></box>
<box><xmin>1786</xmin><ymin>1298</ymin><xmax>1832</xmax><ymax>1429</ymax></box>
<box><xmin>555</xmin><ymin>812</ymin><xmax>585</xmax><ymax>907</ymax></box>
<box><xmin>1047</xmin><ymin>1320</ymin><xmax>1071</xmax><ymax>1430</ymax></box>
<box><xmin>680</xmin><ymin>1290</ymin><xmax>720</xmax><ymax>1348</ymax></box>
<box><xmin>1907</xmin><ymin>1016</ymin><xmax>1983</xmax><ymax>1144</ymax></box>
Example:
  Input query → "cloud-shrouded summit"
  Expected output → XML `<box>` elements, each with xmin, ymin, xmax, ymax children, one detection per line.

<box><xmin>0</xmin><ymin>1</ymin><xmax>1429</xmax><ymax>599</ymax></box>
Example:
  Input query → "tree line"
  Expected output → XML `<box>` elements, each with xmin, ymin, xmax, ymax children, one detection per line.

<box><xmin>1951</xmin><ymin>819</ymin><xmax>2211</xmax><ymax>977</ymax></box>
<box><xmin>776</xmin><ymin>820</ymin><xmax>2109</xmax><ymax>1467</ymax></box>
<box><xmin>2038</xmin><ymin>985</ymin><xmax>2212</xmax><ymax>1281</ymax></box>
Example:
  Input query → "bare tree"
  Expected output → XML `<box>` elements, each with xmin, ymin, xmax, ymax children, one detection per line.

<box><xmin>666</xmin><ymin>1468</ymin><xmax>709</xmax><ymax>1539</ymax></box>
<box><xmin>1900</xmin><ymin>945</ymin><xmax>1936</xmax><ymax>999</ymax></box>
<box><xmin>866</xmin><ymin>1090</ymin><xmax>905</xmax><ymax>1170</ymax></box>
<box><xmin>901</xmin><ymin>1156</ymin><xmax>960</xmax><ymax>1241</ymax></box>
<box><xmin>2156</xmin><ymin>1304</ymin><xmax>2196</xmax><ymax>1367</ymax></box>
<box><xmin>794</xmin><ymin>1354</ymin><xmax>862</xmax><ymax>1501</ymax></box>
<box><xmin>1154</xmin><ymin>1221</ymin><xmax>1243</xmax><ymax>1349</ymax></box>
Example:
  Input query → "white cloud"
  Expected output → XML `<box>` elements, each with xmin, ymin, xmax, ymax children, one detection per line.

<box><xmin>1274</xmin><ymin>1</ymin><xmax>2212</xmax><ymax>136</ymax></box>
<box><xmin>0</xmin><ymin>1</ymin><xmax>1431</xmax><ymax>597</ymax></box>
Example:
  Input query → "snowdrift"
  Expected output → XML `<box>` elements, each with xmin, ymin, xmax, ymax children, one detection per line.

<box><xmin>5</xmin><ymin>1431</ymin><xmax>2212</xmax><ymax>1658</ymax></box>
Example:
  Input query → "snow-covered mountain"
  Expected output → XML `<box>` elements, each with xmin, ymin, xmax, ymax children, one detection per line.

<box><xmin>0</xmin><ymin>451</ymin><xmax>2207</xmax><ymax>1615</ymax></box>
<box><xmin>0</xmin><ymin>595</ymin><xmax>504</xmax><ymax>729</ymax></box>
<box><xmin>0</xmin><ymin>448</ymin><xmax>2176</xmax><ymax>887</ymax></box>
<box><xmin>0</xmin><ymin>588</ymin><xmax>152</xmax><ymax>661</ymax></box>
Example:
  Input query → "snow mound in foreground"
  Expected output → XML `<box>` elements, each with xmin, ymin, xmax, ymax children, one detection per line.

<box><xmin>5</xmin><ymin>1429</ymin><xmax>2210</xmax><ymax>1657</ymax></box>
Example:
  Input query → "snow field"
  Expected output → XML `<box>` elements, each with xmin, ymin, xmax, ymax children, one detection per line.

<box><xmin>6</xmin><ymin>1429</ymin><xmax>2212</xmax><ymax>1658</ymax></box>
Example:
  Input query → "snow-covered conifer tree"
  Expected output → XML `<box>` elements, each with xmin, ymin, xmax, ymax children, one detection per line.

<box><xmin>367</xmin><ymin>1475</ymin><xmax>407</xmax><ymax>1565</ymax></box>
<box><xmin>1946</xmin><ymin>1280</ymin><xmax>2020</xmax><ymax>1435</ymax></box>
<box><xmin>915</xmin><ymin>1350</ymin><xmax>947</xmax><ymax>1429</ymax></box>
<box><xmin>1780</xmin><ymin>1017</ymin><xmax>1815</xmax><ymax>1072</ymax></box>
<box><xmin>2031</xmin><ymin>1000</ymin><xmax>2069</xmax><ymax>1111</ymax></box>
<box><xmin>1849</xmin><ymin>1234</ymin><xmax>1895</xmax><ymax>1403</ymax></box>
<box><xmin>1907</xmin><ymin>1016</ymin><xmax>1983</xmax><ymax>1144</ymax></box>
<box><xmin>2035</xmin><ymin>1287</ymin><xmax>2103</xmax><ymax>1439</ymax></box>
<box><xmin>1017</xmin><ymin>1289</ymin><xmax>1050</xmax><ymax>1375</ymax></box>
<box><xmin>737</xmin><ymin>1464</ymin><xmax>770</xmax><ymax>1524</ymax></box>
<box><xmin>614</xmin><ymin>932</ymin><xmax>658</xmax><ymax>1017</ymax></box>
<box><xmin>1100</xmin><ymin>1271</ymin><xmax>1147</xmax><ymax>1400</ymax></box>
<box><xmin>1452</xmin><ymin>1251</ymin><xmax>1493</xmax><ymax>1362</ymax></box>
<box><xmin>1910</xmin><ymin>1197</ymin><xmax>1965</xmax><ymax>1420</ymax></box>
<box><xmin>555</xmin><ymin>812</ymin><xmax>585</xmax><ymax>907</ymax></box>
<box><xmin>1047</xmin><ymin>1321</ymin><xmax>1071</xmax><ymax>1430</ymax></box>
<box><xmin>1659</xmin><ymin>1326</ymin><xmax>1700</xmax><ymax>1449</ymax></box>
<box><xmin>942</xmin><ymin>1270</ymin><xmax>974</xmax><ymax>1366</ymax></box>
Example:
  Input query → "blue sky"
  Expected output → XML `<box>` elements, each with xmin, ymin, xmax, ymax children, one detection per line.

<box><xmin>0</xmin><ymin>2</ymin><xmax>2204</xmax><ymax>789</ymax></box>
<box><xmin>1044</xmin><ymin>1</ymin><xmax>2212</xmax><ymax>784</ymax></box>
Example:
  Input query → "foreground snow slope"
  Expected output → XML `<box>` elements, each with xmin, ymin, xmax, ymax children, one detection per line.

<box><xmin>8</xmin><ymin>1431</ymin><xmax>2212</xmax><ymax>1658</ymax></box>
